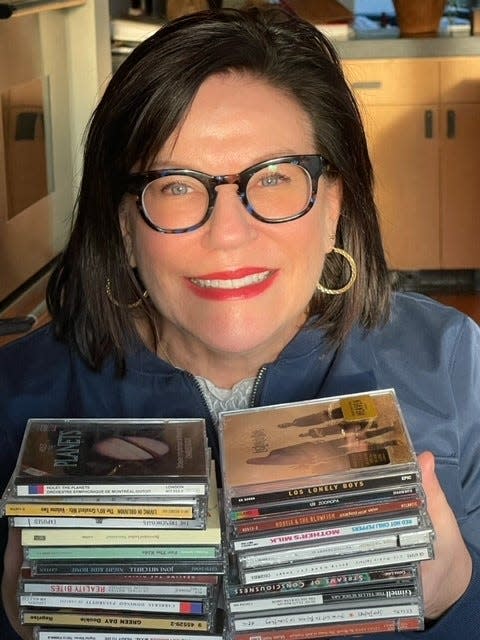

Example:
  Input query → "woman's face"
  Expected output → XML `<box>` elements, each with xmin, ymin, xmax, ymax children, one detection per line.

<box><xmin>122</xmin><ymin>72</ymin><xmax>341</xmax><ymax>375</ymax></box>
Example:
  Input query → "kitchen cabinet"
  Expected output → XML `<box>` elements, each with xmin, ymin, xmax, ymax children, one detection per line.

<box><xmin>439</xmin><ymin>59</ymin><xmax>480</xmax><ymax>268</ymax></box>
<box><xmin>342</xmin><ymin>57</ymin><xmax>480</xmax><ymax>270</ymax></box>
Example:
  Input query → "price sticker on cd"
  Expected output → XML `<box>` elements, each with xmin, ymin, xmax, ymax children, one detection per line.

<box><xmin>340</xmin><ymin>395</ymin><xmax>378</xmax><ymax>422</ymax></box>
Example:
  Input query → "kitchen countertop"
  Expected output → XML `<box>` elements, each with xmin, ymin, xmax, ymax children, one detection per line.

<box><xmin>111</xmin><ymin>33</ymin><xmax>480</xmax><ymax>74</ymax></box>
<box><xmin>334</xmin><ymin>35</ymin><xmax>480</xmax><ymax>59</ymax></box>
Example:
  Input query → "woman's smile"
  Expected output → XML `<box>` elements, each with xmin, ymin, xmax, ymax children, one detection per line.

<box><xmin>187</xmin><ymin>268</ymin><xmax>277</xmax><ymax>299</ymax></box>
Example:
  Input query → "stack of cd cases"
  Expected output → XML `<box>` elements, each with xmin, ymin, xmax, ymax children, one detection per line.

<box><xmin>219</xmin><ymin>388</ymin><xmax>434</xmax><ymax>640</ymax></box>
<box><xmin>1</xmin><ymin>418</ymin><xmax>225</xmax><ymax>639</ymax></box>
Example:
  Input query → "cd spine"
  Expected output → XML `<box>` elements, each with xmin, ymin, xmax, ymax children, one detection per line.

<box><xmin>228</xmin><ymin>616</ymin><xmax>424</xmax><ymax>640</ymax></box>
<box><xmin>232</xmin><ymin>497</ymin><xmax>423</xmax><ymax>536</ymax></box>
<box><xmin>239</xmin><ymin>546</ymin><xmax>433</xmax><ymax>585</ymax></box>
<box><xmin>229</xmin><ymin>472</ymin><xmax>420</xmax><ymax>509</ymax></box>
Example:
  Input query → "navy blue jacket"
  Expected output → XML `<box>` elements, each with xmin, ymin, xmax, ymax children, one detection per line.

<box><xmin>1</xmin><ymin>292</ymin><xmax>479</xmax><ymax>638</ymax></box>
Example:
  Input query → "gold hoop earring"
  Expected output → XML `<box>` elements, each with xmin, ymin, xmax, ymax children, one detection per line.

<box><xmin>106</xmin><ymin>278</ymin><xmax>148</xmax><ymax>309</ymax></box>
<box><xmin>316</xmin><ymin>247</ymin><xmax>357</xmax><ymax>295</ymax></box>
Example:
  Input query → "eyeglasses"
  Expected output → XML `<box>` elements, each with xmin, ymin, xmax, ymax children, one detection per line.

<box><xmin>126</xmin><ymin>154</ymin><xmax>330</xmax><ymax>234</ymax></box>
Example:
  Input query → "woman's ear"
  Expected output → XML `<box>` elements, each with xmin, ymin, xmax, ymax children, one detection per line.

<box><xmin>119</xmin><ymin>197</ymin><xmax>137</xmax><ymax>268</ymax></box>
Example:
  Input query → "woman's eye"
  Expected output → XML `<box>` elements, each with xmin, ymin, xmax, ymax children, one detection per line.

<box><xmin>161</xmin><ymin>181</ymin><xmax>191</xmax><ymax>196</ymax></box>
<box><xmin>259</xmin><ymin>172</ymin><xmax>290</xmax><ymax>188</ymax></box>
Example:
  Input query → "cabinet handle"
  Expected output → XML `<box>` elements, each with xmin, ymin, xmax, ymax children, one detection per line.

<box><xmin>424</xmin><ymin>110</ymin><xmax>433</xmax><ymax>139</ymax></box>
<box><xmin>447</xmin><ymin>110</ymin><xmax>456</xmax><ymax>139</ymax></box>
<box><xmin>350</xmin><ymin>81</ymin><xmax>382</xmax><ymax>90</ymax></box>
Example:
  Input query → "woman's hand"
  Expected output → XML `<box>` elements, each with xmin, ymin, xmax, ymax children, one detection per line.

<box><xmin>418</xmin><ymin>450</ymin><xmax>472</xmax><ymax>620</ymax></box>
<box><xmin>2</xmin><ymin>527</ymin><xmax>33</xmax><ymax>640</ymax></box>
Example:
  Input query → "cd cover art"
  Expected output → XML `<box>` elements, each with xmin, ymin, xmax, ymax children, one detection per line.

<box><xmin>219</xmin><ymin>389</ymin><xmax>417</xmax><ymax>497</ymax></box>
<box><xmin>13</xmin><ymin>418</ymin><xmax>209</xmax><ymax>486</ymax></box>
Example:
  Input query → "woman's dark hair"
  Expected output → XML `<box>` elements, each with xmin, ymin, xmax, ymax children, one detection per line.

<box><xmin>47</xmin><ymin>6</ymin><xmax>391</xmax><ymax>372</ymax></box>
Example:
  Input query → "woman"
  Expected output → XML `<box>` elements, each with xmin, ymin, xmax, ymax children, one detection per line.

<box><xmin>1</xmin><ymin>7</ymin><xmax>478</xmax><ymax>639</ymax></box>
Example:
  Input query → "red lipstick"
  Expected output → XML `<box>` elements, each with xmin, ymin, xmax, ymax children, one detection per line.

<box><xmin>186</xmin><ymin>268</ymin><xmax>277</xmax><ymax>301</ymax></box>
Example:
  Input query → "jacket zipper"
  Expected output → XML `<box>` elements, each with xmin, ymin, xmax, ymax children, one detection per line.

<box><xmin>185</xmin><ymin>370</ymin><xmax>214</xmax><ymax>423</ymax></box>
<box><xmin>249</xmin><ymin>365</ymin><xmax>267</xmax><ymax>407</ymax></box>
<box><xmin>183</xmin><ymin>371</ymin><xmax>223</xmax><ymax>465</ymax></box>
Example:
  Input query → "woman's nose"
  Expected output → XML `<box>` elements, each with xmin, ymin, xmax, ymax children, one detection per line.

<box><xmin>202</xmin><ymin>184</ymin><xmax>257</xmax><ymax>248</ymax></box>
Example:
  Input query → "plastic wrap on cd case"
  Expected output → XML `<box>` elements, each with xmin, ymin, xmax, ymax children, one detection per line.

<box><xmin>219</xmin><ymin>389</ymin><xmax>420</xmax><ymax>505</ymax></box>
<box><xmin>225</xmin><ymin>615</ymin><xmax>424</xmax><ymax>639</ymax></box>
<box><xmin>238</xmin><ymin>545</ymin><xmax>434</xmax><ymax>585</ymax></box>
<box><xmin>229</xmin><ymin>509</ymin><xmax>433</xmax><ymax>553</ymax></box>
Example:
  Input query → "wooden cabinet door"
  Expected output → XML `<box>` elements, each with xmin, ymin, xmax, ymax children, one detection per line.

<box><xmin>361</xmin><ymin>103</ymin><xmax>441</xmax><ymax>270</ymax></box>
<box><xmin>440</xmin><ymin>58</ymin><xmax>480</xmax><ymax>104</ymax></box>
<box><xmin>344</xmin><ymin>57</ymin><xmax>480</xmax><ymax>270</ymax></box>
<box><xmin>440</xmin><ymin>103</ymin><xmax>480</xmax><ymax>268</ymax></box>
<box><xmin>343</xmin><ymin>59</ymin><xmax>441</xmax><ymax>270</ymax></box>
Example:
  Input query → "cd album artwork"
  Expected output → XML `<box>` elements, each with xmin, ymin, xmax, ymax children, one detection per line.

<box><xmin>14</xmin><ymin>418</ymin><xmax>208</xmax><ymax>483</ymax></box>
<box><xmin>220</xmin><ymin>389</ymin><xmax>416</xmax><ymax>493</ymax></box>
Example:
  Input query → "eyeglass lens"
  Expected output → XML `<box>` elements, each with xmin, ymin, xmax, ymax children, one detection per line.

<box><xmin>141</xmin><ymin>161</ymin><xmax>312</xmax><ymax>231</ymax></box>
